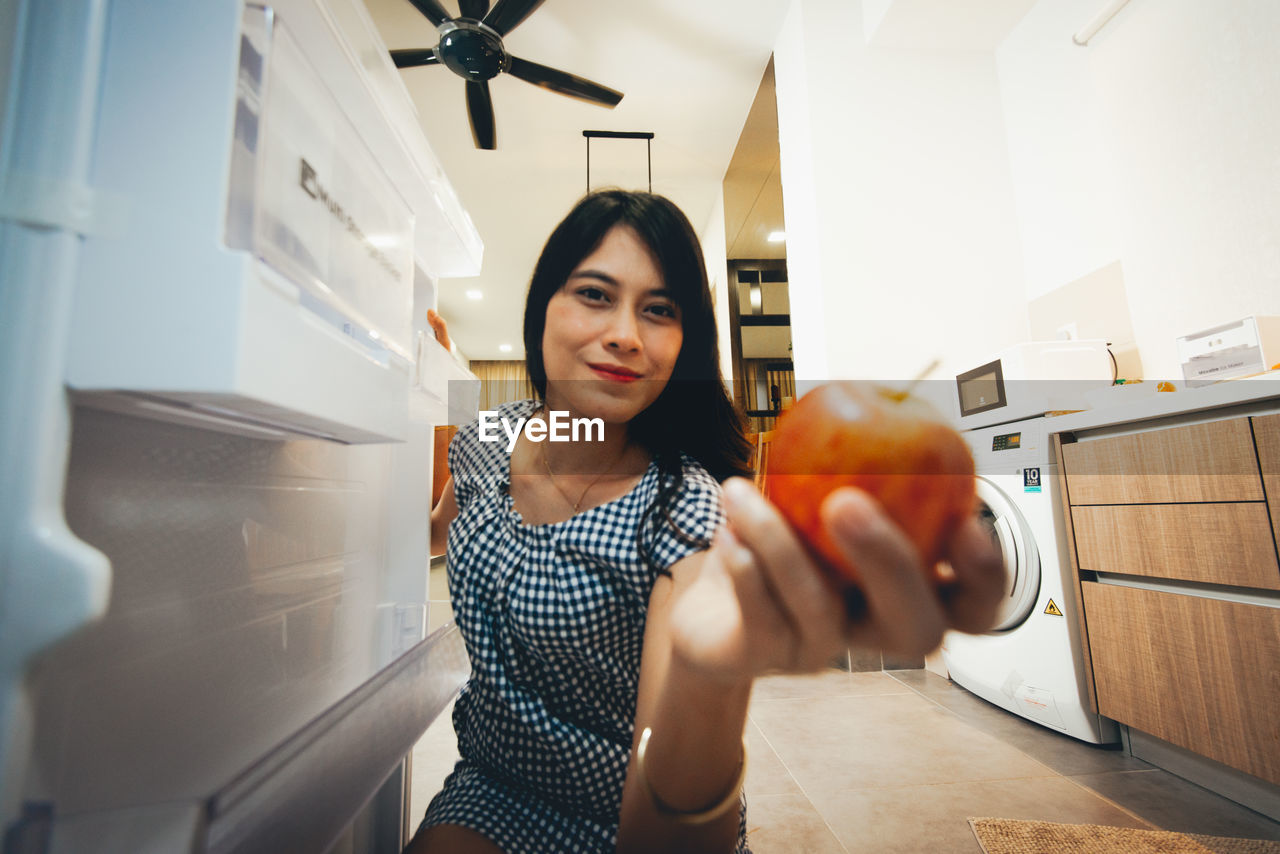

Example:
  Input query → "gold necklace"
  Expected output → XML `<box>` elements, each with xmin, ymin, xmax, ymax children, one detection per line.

<box><xmin>541</xmin><ymin>438</ymin><xmax>629</xmax><ymax>513</ymax></box>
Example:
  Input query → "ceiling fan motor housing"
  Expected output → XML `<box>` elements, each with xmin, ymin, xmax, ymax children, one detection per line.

<box><xmin>393</xmin><ymin>0</ymin><xmax>621</xmax><ymax>149</ymax></box>
<box><xmin>435</xmin><ymin>20</ymin><xmax>508</xmax><ymax>81</ymax></box>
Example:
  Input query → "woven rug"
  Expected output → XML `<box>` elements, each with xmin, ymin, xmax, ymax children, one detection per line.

<box><xmin>969</xmin><ymin>818</ymin><xmax>1280</xmax><ymax>854</ymax></box>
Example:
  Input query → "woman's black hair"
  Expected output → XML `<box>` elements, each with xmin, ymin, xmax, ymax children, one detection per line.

<box><xmin>522</xmin><ymin>190</ymin><xmax>753</xmax><ymax>555</ymax></box>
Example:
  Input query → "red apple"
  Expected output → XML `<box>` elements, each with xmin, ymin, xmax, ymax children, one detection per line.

<box><xmin>765</xmin><ymin>382</ymin><xmax>976</xmax><ymax>587</ymax></box>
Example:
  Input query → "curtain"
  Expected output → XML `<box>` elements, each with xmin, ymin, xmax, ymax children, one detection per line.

<box><xmin>469</xmin><ymin>360</ymin><xmax>535</xmax><ymax>411</ymax></box>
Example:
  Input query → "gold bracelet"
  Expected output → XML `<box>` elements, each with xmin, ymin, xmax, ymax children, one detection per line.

<box><xmin>634</xmin><ymin>726</ymin><xmax>748</xmax><ymax>826</ymax></box>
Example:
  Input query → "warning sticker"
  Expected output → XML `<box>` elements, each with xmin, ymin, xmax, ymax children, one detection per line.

<box><xmin>1044</xmin><ymin>599</ymin><xmax>1063</xmax><ymax>617</ymax></box>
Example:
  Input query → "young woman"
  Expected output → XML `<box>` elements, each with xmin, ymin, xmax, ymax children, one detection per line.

<box><xmin>407</xmin><ymin>191</ymin><xmax>1003</xmax><ymax>853</ymax></box>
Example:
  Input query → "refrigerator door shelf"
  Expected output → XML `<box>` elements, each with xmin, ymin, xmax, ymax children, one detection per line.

<box><xmin>41</xmin><ymin>625</ymin><xmax>469</xmax><ymax>854</ymax></box>
<box><xmin>72</xmin><ymin>255</ymin><xmax>413</xmax><ymax>444</ymax></box>
<box><xmin>412</xmin><ymin>331</ymin><xmax>481</xmax><ymax>428</ymax></box>
<box><xmin>65</xmin><ymin>0</ymin><xmax>481</xmax><ymax>445</ymax></box>
<box><xmin>228</xmin><ymin>5</ymin><xmax>414</xmax><ymax>363</ymax></box>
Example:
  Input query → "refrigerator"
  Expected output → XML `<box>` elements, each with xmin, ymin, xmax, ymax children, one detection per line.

<box><xmin>0</xmin><ymin>1</ymin><xmax>480</xmax><ymax>850</ymax></box>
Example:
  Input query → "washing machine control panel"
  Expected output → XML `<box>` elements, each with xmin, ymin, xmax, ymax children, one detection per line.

<box><xmin>991</xmin><ymin>432</ymin><xmax>1021</xmax><ymax>451</ymax></box>
<box><xmin>964</xmin><ymin>417</ymin><xmax>1052</xmax><ymax>474</ymax></box>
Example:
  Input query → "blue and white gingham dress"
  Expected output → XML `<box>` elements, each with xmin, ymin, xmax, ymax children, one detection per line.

<box><xmin>420</xmin><ymin>399</ymin><xmax>750</xmax><ymax>853</ymax></box>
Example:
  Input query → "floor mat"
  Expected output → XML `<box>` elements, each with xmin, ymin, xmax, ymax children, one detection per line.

<box><xmin>969</xmin><ymin>817</ymin><xmax>1280</xmax><ymax>854</ymax></box>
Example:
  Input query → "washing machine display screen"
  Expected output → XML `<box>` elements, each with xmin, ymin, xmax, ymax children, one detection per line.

<box><xmin>992</xmin><ymin>432</ymin><xmax>1021</xmax><ymax>451</ymax></box>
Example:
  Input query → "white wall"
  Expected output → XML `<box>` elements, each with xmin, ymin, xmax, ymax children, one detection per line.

<box><xmin>996</xmin><ymin>0</ymin><xmax>1123</xmax><ymax>302</ymax></box>
<box><xmin>998</xmin><ymin>0</ymin><xmax>1280</xmax><ymax>379</ymax></box>
<box><xmin>1085</xmin><ymin>0</ymin><xmax>1280</xmax><ymax>378</ymax></box>
<box><xmin>773</xmin><ymin>0</ymin><xmax>1030</xmax><ymax>386</ymax></box>
<box><xmin>700</xmin><ymin>191</ymin><xmax>737</xmax><ymax>388</ymax></box>
<box><xmin>774</xmin><ymin>0</ymin><xmax>1280</xmax><ymax>386</ymax></box>
<box><xmin>772</xmin><ymin>3</ymin><xmax>829</xmax><ymax>386</ymax></box>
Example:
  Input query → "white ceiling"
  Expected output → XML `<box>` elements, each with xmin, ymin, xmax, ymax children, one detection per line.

<box><xmin>364</xmin><ymin>0</ymin><xmax>792</xmax><ymax>360</ymax></box>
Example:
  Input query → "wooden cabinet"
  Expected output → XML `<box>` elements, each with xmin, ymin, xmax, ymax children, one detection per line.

<box><xmin>1057</xmin><ymin>410</ymin><xmax>1280</xmax><ymax>785</ymax></box>
<box><xmin>1082</xmin><ymin>582</ymin><xmax>1280</xmax><ymax>785</ymax></box>
<box><xmin>1061</xmin><ymin>418</ymin><xmax>1265</xmax><ymax>504</ymax></box>
<box><xmin>1062</xmin><ymin>416</ymin><xmax>1279</xmax><ymax>590</ymax></box>
<box><xmin>1071</xmin><ymin>503</ymin><xmax>1280</xmax><ymax>589</ymax></box>
<box><xmin>1256</xmin><ymin>413</ymin><xmax>1280</xmax><ymax>540</ymax></box>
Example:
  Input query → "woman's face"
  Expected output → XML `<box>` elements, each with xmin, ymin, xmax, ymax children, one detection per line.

<box><xmin>540</xmin><ymin>224</ymin><xmax>684</xmax><ymax>425</ymax></box>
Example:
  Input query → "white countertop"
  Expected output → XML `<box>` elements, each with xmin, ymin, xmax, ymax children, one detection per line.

<box><xmin>1043</xmin><ymin>372</ymin><xmax>1280</xmax><ymax>434</ymax></box>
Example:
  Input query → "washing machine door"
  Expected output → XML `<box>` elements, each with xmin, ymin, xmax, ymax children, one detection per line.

<box><xmin>974</xmin><ymin>476</ymin><xmax>1041</xmax><ymax>631</ymax></box>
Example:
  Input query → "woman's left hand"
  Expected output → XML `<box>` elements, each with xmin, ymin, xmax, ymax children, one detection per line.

<box><xmin>427</xmin><ymin>308</ymin><xmax>452</xmax><ymax>352</ymax></box>
<box><xmin>667</xmin><ymin>476</ymin><xmax>1005</xmax><ymax>682</ymax></box>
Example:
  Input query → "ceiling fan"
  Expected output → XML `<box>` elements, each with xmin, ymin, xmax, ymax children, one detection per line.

<box><xmin>390</xmin><ymin>0</ymin><xmax>624</xmax><ymax>150</ymax></box>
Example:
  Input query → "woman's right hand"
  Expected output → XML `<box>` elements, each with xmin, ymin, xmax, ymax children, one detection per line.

<box><xmin>667</xmin><ymin>477</ymin><xmax>1004</xmax><ymax>681</ymax></box>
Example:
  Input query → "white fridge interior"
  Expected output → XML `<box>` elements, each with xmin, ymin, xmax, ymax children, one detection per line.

<box><xmin>0</xmin><ymin>0</ymin><xmax>481</xmax><ymax>850</ymax></box>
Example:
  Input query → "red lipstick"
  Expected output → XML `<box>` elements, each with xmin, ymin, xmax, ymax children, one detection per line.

<box><xmin>588</xmin><ymin>362</ymin><xmax>642</xmax><ymax>382</ymax></box>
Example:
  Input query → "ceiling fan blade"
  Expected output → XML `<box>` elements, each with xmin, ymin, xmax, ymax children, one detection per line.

<box><xmin>466</xmin><ymin>80</ymin><xmax>496</xmax><ymax>150</ymax></box>
<box><xmin>390</xmin><ymin>48</ymin><xmax>440</xmax><ymax>69</ymax></box>
<box><xmin>457</xmin><ymin>0</ymin><xmax>490</xmax><ymax>20</ymax></box>
<box><xmin>481</xmin><ymin>0</ymin><xmax>545</xmax><ymax>36</ymax></box>
<box><xmin>404</xmin><ymin>0</ymin><xmax>452</xmax><ymax>27</ymax></box>
<box><xmin>506</xmin><ymin>56</ymin><xmax>623</xmax><ymax>107</ymax></box>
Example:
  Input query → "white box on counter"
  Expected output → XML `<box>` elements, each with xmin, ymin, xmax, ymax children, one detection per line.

<box><xmin>1177</xmin><ymin>315</ymin><xmax>1280</xmax><ymax>387</ymax></box>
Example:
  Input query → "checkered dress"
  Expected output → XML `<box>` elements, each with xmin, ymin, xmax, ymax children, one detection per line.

<box><xmin>420</xmin><ymin>399</ymin><xmax>750</xmax><ymax>852</ymax></box>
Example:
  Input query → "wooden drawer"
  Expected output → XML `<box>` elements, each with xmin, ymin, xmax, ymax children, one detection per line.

<box><xmin>1256</xmin><ymin>414</ymin><xmax>1280</xmax><ymax>539</ymax></box>
<box><xmin>1063</xmin><ymin>418</ymin><xmax>1264</xmax><ymax>504</ymax></box>
<box><xmin>1082</xmin><ymin>582</ymin><xmax>1280</xmax><ymax>785</ymax></box>
<box><xmin>1072</xmin><ymin>503</ymin><xmax>1280</xmax><ymax>589</ymax></box>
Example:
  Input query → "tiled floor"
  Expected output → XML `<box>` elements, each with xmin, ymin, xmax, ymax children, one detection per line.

<box><xmin>409</xmin><ymin>666</ymin><xmax>1280</xmax><ymax>852</ymax></box>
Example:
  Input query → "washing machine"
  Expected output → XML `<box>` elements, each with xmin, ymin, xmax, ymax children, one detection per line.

<box><xmin>940</xmin><ymin>415</ymin><xmax>1119</xmax><ymax>744</ymax></box>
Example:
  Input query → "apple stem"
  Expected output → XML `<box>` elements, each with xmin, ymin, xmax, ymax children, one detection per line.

<box><xmin>888</xmin><ymin>359</ymin><xmax>941</xmax><ymax>402</ymax></box>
